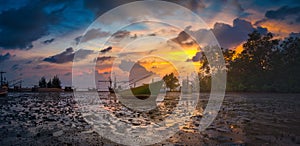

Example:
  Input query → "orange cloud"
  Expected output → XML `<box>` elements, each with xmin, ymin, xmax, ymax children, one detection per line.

<box><xmin>256</xmin><ymin>20</ymin><xmax>298</xmax><ymax>38</ymax></box>
<box><xmin>138</xmin><ymin>57</ymin><xmax>178</xmax><ymax>77</ymax></box>
<box><xmin>97</xmin><ymin>67</ymin><xmax>112</xmax><ymax>74</ymax></box>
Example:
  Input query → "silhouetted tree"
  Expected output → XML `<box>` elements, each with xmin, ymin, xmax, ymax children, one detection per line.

<box><xmin>38</xmin><ymin>77</ymin><xmax>46</xmax><ymax>88</ymax></box>
<box><xmin>163</xmin><ymin>73</ymin><xmax>179</xmax><ymax>91</ymax></box>
<box><xmin>47</xmin><ymin>79</ymin><xmax>52</xmax><ymax>88</ymax></box>
<box><xmin>213</xmin><ymin>30</ymin><xmax>300</xmax><ymax>92</ymax></box>
<box><xmin>51</xmin><ymin>75</ymin><xmax>61</xmax><ymax>88</ymax></box>
<box><xmin>227</xmin><ymin>31</ymin><xmax>280</xmax><ymax>91</ymax></box>
<box><xmin>197</xmin><ymin>46</ymin><xmax>229</xmax><ymax>92</ymax></box>
<box><xmin>275</xmin><ymin>36</ymin><xmax>300</xmax><ymax>92</ymax></box>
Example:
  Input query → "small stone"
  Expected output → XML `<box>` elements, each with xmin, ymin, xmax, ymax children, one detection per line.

<box><xmin>132</xmin><ymin>120</ymin><xmax>141</xmax><ymax>126</ymax></box>
<box><xmin>53</xmin><ymin>130</ymin><xmax>64</xmax><ymax>137</ymax></box>
<box><xmin>216</xmin><ymin>135</ymin><xmax>231</xmax><ymax>142</ymax></box>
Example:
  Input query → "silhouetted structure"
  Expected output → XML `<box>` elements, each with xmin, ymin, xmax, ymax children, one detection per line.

<box><xmin>0</xmin><ymin>71</ymin><xmax>8</xmax><ymax>96</ymax></box>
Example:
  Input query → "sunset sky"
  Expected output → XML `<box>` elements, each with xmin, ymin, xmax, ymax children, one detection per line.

<box><xmin>0</xmin><ymin>0</ymin><xmax>299</xmax><ymax>87</ymax></box>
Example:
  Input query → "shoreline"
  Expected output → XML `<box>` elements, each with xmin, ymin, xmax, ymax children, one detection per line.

<box><xmin>5</xmin><ymin>90</ymin><xmax>300</xmax><ymax>94</ymax></box>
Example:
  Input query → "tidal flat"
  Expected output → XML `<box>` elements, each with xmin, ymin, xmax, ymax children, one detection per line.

<box><xmin>0</xmin><ymin>92</ymin><xmax>299</xmax><ymax>145</ymax></box>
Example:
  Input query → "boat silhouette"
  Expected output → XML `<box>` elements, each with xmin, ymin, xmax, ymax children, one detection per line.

<box><xmin>99</xmin><ymin>74</ymin><xmax>163</xmax><ymax>100</ymax></box>
<box><xmin>117</xmin><ymin>80</ymin><xmax>163</xmax><ymax>100</ymax></box>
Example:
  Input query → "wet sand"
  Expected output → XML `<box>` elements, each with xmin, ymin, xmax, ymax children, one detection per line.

<box><xmin>0</xmin><ymin>92</ymin><xmax>299</xmax><ymax>145</ymax></box>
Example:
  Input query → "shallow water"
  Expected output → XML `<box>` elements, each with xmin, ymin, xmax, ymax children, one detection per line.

<box><xmin>0</xmin><ymin>92</ymin><xmax>299</xmax><ymax>145</ymax></box>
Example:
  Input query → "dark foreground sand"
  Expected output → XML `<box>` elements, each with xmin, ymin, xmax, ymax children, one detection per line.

<box><xmin>0</xmin><ymin>92</ymin><xmax>299</xmax><ymax>145</ymax></box>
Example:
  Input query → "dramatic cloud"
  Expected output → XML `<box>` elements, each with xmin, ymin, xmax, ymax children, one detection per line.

<box><xmin>95</xmin><ymin>56</ymin><xmax>115</xmax><ymax>75</ymax></box>
<box><xmin>129</xmin><ymin>61</ymin><xmax>155</xmax><ymax>84</ymax></box>
<box><xmin>43</xmin><ymin>47</ymin><xmax>74</xmax><ymax>64</ymax></box>
<box><xmin>74</xmin><ymin>36</ymin><xmax>82</xmax><ymax>45</ymax></box>
<box><xmin>254</xmin><ymin>5</ymin><xmax>299</xmax><ymax>37</ymax></box>
<box><xmin>169</xmin><ymin>26</ymin><xmax>201</xmax><ymax>47</ymax></box>
<box><xmin>112</xmin><ymin>30</ymin><xmax>130</xmax><ymax>39</ymax></box>
<box><xmin>0</xmin><ymin>52</ymin><xmax>11</xmax><ymax>62</ymax></box>
<box><xmin>265</xmin><ymin>6</ymin><xmax>300</xmax><ymax>23</ymax></box>
<box><xmin>11</xmin><ymin>64</ymin><xmax>22</xmax><ymax>71</ymax></box>
<box><xmin>42</xmin><ymin>38</ymin><xmax>55</xmax><ymax>44</ymax></box>
<box><xmin>171</xmin><ymin>30</ymin><xmax>191</xmax><ymax>45</ymax></box>
<box><xmin>84</xmin><ymin>0</ymin><xmax>136</xmax><ymax>16</ymax></box>
<box><xmin>119</xmin><ymin>60</ymin><xmax>152</xmax><ymax>73</ymax></box>
<box><xmin>0</xmin><ymin>0</ymin><xmax>95</xmax><ymax>50</ymax></box>
<box><xmin>97</xmin><ymin>56</ymin><xmax>115</xmax><ymax>63</ymax></box>
<box><xmin>33</xmin><ymin>64</ymin><xmax>50</xmax><ymax>70</ymax></box>
<box><xmin>119</xmin><ymin>60</ymin><xmax>155</xmax><ymax>83</ymax></box>
<box><xmin>64</xmin><ymin>72</ymin><xmax>71</xmax><ymax>76</ymax></box>
<box><xmin>172</xmin><ymin>18</ymin><xmax>268</xmax><ymax>49</ymax></box>
<box><xmin>0</xmin><ymin>0</ymin><xmax>29</xmax><ymax>12</ymax></box>
<box><xmin>43</xmin><ymin>47</ymin><xmax>93</xmax><ymax>64</ymax></box>
<box><xmin>176</xmin><ymin>0</ymin><xmax>249</xmax><ymax>26</ymax></box>
<box><xmin>25</xmin><ymin>60</ymin><xmax>33</xmax><ymax>64</ymax></box>
<box><xmin>0</xmin><ymin>2</ymin><xmax>62</xmax><ymax>50</ymax></box>
<box><xmin>186</xmin><ymin>19</ymin><xmax>270</xmax><ymax>62</ymax></box>
<box><xmin>187</xmin><ymin>52</ymin><xmax>202</xmax><ymax>62</ymax></box>
<box><xmin>81</xmin><ymin>28</ymin><xmax>110</xmax><ymax>43</ymax></box>
<box><xmin>100</xmin><ymin>46</ymin><xmax>112</xmax><ymax>54</ymax></box>
<box><xmin>177</xmin><ymin>0</ymin><xmax>206</xmax><ymax>12</ymax></box>
<box><xmin>211</xmin><ymin>18</ymin><xmax>256</xmax><ymax>49</ymax></box>
<box><xmin>74</xmin><ymin>49</ymin><xmax>95</xmax><ymax>61</ymax></box>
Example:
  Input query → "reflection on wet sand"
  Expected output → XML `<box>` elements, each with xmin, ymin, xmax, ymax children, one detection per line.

<box><xmin>102</xmin><ymin>92</ymin><xmax>180</xmax><ymax>125</ymax></box>
<box><xmin>0</xmin><ymin>92</ymin><xmax>299</xmax><ymax>145</ymax></box>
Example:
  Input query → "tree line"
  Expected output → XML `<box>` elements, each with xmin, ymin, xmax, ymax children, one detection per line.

<box><xmin>162</xmin><ymin>31</ymin><xmax>300</xmax><ymax>93</ymax></box>
<box><xmin>199</xmin><ymin>31</ymin><xmax>300</xmax><ymax>92</ymax></box>
<box><xmin>38</xmin><ymin>75</ymin><xmax>62</xmax><ymax>88</ymax></box>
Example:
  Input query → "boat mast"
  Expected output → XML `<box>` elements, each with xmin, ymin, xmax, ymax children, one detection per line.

<box><xmin>114</xmin><ymin>75</ymin><xmax>117</xmax><ymax>89</ymax></box>
<box><xmin>0</xmin><ymin>71</ymin><xmax>6</xmax><ymax>87</ymax></box>
<box><xmin>108</xmin><ymin>77</ymin><xmax>112</xmax><ymax>88</ymax></box>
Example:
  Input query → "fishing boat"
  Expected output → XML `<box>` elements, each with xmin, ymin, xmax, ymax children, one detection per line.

<box><xmin>117</xmin><ymin>80</ymin><xmax>163</xmax><ymax>100</ymax></box>
<box><xmin>0</xmin><ymin>87</ymin><xmax>8</xmax><ymax>96</ymax></box>
<box><xmin>100</xmin><ymin>73</ymin><xmax>163</xmax><ymax>99</ymax></box>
